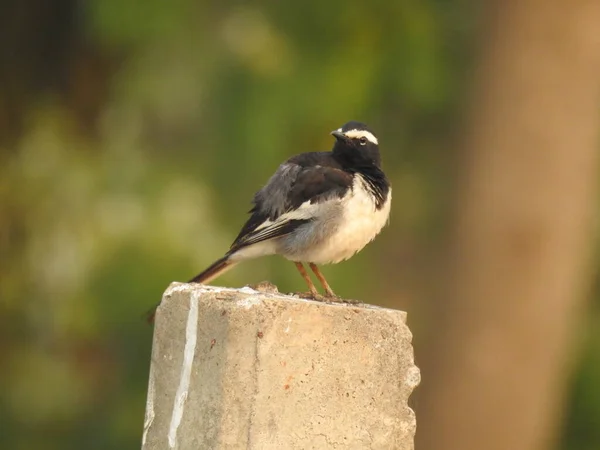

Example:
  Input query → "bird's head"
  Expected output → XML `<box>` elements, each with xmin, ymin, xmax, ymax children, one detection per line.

<box><xmin>331</xmin><ymin>121</ymin><xmax>381</xmax><ymax>168</ymax></box>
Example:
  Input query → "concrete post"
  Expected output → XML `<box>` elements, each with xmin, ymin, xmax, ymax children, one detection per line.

<box><xmin>142</xmin><ymin>283</ymin><xmax>420</xmax><ymax>450</ymax></box>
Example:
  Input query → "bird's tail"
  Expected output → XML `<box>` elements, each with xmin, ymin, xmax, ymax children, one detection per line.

<box><xmin>145</xmin><ymin>255</ymin><xmax>236</xmax><ymax>324</ymax></box>
<box><xmin>188</xmin><ymin>255</ymin><xmax>236</xmax><ymax>284</ymax></box>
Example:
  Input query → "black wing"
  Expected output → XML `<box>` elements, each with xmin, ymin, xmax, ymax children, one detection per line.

<box><xmin>229</xmin><ymin>154</ymin><xmax>353</xmax><ymax>252</ymax></box>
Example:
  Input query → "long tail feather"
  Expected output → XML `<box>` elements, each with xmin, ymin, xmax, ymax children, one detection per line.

<box><xmin>188</xmin><ymin>255</ymin><xmax>235</xmax><ymax>284</ymax></box>
<box><xmin>145</xmin><ymin>255</ymin><xmax>236</xmax><ymax>324</ymax></box>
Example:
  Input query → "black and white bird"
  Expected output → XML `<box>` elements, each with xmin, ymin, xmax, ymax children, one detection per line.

<box><xmin>189</xmin><ymin>121</ymin><xmax>391</xmax><ymax>299</ymax></box>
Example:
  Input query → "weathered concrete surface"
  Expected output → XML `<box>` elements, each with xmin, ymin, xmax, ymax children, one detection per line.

<box><xmin>142</xmin><ymin>283</ymin><xmax>419</xmax><ymax>450</ymax></box>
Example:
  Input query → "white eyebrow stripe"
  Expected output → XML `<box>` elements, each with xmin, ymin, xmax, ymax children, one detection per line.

<box><xmin>343</xmin><ymin>129</ymin><xmax>378</xmax><ymax>145</ymax></box>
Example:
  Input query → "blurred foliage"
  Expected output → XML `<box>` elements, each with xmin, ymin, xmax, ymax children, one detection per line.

<box><xmin>0</xmin><ymin>0</ymin><xmax>598</xmax><ymax>448</ymax></box>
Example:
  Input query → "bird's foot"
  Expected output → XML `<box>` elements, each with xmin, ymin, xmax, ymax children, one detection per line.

<box><xmin>293</xmin><ymin>291</ymin><xmax>327</xmax><ymax>302</ymax></box>
<box><xmin>323</xmin><ymin>292</ymin><xmax>360</xmax><ymax>305</ymax></box>
<box><xmin>292</xmin><ymin>291</ymin><xmax>360</xmax><ymax>305</ymax></box>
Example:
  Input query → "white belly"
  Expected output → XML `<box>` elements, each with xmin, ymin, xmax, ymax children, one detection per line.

<box><xmin>286</xmin><ymin>176</ymin><xmax>391</xmax><ymax>265</ymax></box>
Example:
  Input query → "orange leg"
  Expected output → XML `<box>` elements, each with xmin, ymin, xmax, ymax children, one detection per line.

<box><xmin>309</xmin><ymin>263</ymin><xmax>336</xmax><ymax>297</ymax></box>
<box><xmin>294</xmin><ymin>262</ymin><xmax>319</xmax><ymax>296</ymax></box>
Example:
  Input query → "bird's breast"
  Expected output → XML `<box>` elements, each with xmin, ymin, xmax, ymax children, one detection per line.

<box><xmin>283</xmin><ymin>175</ymin><xmax>391</xmax><ymax>264</ymax></box>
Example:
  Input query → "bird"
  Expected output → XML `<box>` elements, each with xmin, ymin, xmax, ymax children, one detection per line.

<box><xmin>187</xmin><ymin>120</ymin><xmax>391</xmax><ymax>300</ymax></box>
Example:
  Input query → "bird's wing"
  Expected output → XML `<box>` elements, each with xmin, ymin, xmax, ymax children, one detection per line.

<box><xmin>229</xmin><ymin>161</ymin><xmax>353</xmax><ymax>252</ymax></box>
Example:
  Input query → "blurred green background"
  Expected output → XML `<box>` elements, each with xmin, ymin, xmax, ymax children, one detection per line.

<box><xmin>1</xmin><ymin>1</ymin><xmax>599</xmax><ymax>449</ymax></box>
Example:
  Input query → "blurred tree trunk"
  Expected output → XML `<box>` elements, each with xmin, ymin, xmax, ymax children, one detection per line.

<box><xmin>418</xmin><ymin>1</ymin><xmax>600</xmax><ymax>450</ymax></box>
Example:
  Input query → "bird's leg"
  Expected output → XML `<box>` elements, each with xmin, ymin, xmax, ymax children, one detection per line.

<box><xmin>309</xmin><ymin>263</ymin><xmax>337</xmax><ymax>298</ymax></box>
<box><xmin>294</xmin><ymin>262</ymin><xmax>319</xmax><ymax>297</ymax></box>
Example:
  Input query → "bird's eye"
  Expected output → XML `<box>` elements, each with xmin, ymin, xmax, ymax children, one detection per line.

<box><xmin>359</xmin><ymin>137</ymin><xmax>368</xmax><ymax>145</ymax></box>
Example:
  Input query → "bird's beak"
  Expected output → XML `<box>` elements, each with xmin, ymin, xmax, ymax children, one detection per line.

<box><xmin>331</xmin><ymin>130</ymin><xmax>346</xmax><ymax>141</ymax></box>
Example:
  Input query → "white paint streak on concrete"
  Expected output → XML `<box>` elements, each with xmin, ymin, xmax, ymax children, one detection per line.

<box><xmin>142</xmin><ymin>370</ymin><xmax>156</xmax><ymax>446</ymax></box>
<box><xmin>168</xmin><ymin>293</ymin><xmax>199</xmax><ymax>449</ymax></box>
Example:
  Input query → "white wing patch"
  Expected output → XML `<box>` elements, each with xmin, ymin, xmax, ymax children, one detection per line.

<box><xmin>253</xmin><ymin>201</ymin><xmax>316</xmax><ymax>232</ymax></box>
<box><xmin>230</xmin><ymin>200</ymin><xmax>328</xmax><ymax>260</ymax></box>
